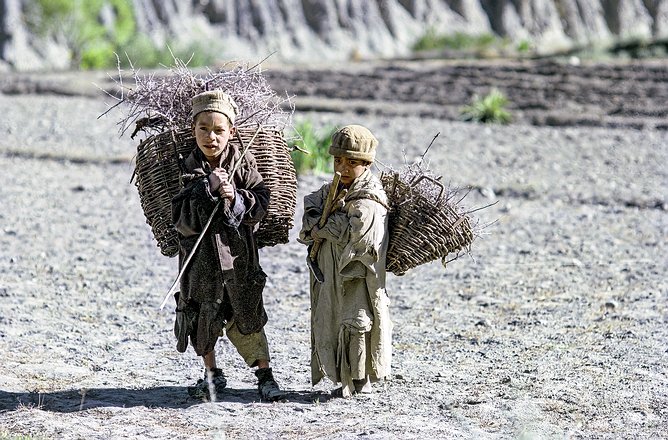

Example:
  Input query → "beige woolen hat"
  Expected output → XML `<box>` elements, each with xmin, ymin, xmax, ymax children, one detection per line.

<box><xmin>191</xmin><ymin>90</ymin><xmax>239</xmax><ymax>125</ymax></box>
<box><xmin>329</xmin><ymin>124</ymin><xmax>378</xmax><ymax>162</ymax></box>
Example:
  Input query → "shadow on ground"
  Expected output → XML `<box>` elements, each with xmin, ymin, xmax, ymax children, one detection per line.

<box><xmin>0</xmin><ymin>387</ymin><xmax>321</xmax><ymax>412</ymax></box>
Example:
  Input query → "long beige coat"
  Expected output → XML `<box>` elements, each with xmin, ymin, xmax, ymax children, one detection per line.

<box><xmin>299</xmin><ymin>169</ymin><xmax>392</xmax><ymax>396</ymax></box>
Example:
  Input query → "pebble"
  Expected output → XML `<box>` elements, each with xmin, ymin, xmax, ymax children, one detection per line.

<box><xmin>604</xmin><ymin>300</ymin><xmax>618</xmax><ymax>310</ymax></box>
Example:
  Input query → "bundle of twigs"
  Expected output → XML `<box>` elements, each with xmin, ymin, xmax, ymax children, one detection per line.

<box><xmin>379</xmin><ymin>134</ymin><xmax>492</xmax><ymax>275</ymax></box>
<box><xmin>101</xmin><ymin>55</ymin><xmax>297</xmax><ymax>256</ymax></box>
<box><xmin>101</xmin><ymin>55</ymin><xmax>293</xmax><ymax>136</ymax></box>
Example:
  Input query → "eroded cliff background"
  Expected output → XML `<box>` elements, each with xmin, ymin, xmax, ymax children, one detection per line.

<box><xmin>1</xmin><ymin>0</ymin><xmax>667</xmax><ymax>70</ymax></box>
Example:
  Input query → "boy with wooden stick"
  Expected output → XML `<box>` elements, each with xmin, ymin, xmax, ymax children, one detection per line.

<box><xmin>170</xmin><ymin>90</ymin><xmax>284</xmax><ymax>401</ymax></box>
<box><xmin>299</xmin><ymin>125</ymin><xmax>392</xmax><ymax>397</ymax></box>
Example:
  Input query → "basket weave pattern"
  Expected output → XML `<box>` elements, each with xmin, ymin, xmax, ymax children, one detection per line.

<box><xmin>380</xmin><ymin>172</ymin><xmax>474</xmax><ymax>276</ymax></box>
<box><xmin>134</xmin><ymin>126</ymin><xmax>296</xmax><ymax>257</ymax></box>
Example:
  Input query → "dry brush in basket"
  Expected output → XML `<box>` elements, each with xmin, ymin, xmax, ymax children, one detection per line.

<box><xmin>133</xmin><ymin>126</ymin><xmax>297</xmax><ymax>257</ymax></box>
<box><xmin>101</xmin><ymin>57</ymin><xmax>297</xmax><ymax>257</ymax></box>
<box><xmin>380</xmin><ymin>167</ymin><xmax>477</xmax><ymax>276</ymax></box>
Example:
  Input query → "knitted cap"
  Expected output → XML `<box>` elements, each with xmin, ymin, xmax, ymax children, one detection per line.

<box><xmin>329</xmin><ymin>125</ymin><xmax>378</xmax><ymax>162</ymax></box>
<box><xmin>191</xmin><ymin>90</ymin><xmax>238</xmax><ymax>125</ymax></box>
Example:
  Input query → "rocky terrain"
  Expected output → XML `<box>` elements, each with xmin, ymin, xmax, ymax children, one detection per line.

<box><xmin>0</xmin><ymin>58</ymin><xmax>667</xmax><ymax>439</ymax></box>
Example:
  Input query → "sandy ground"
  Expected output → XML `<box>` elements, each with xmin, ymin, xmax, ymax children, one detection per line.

<box><xmin>0</xmin><ymin>60</ymin><xmax>667</xmax><ymax>439</ymax></box>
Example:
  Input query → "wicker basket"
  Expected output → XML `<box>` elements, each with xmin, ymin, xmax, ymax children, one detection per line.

<box><xmin>133</xmin><ymin>126</ymin><xmax>297</xmax><ymax>257</ymax></box>
<box><xmin>380</xmin><ymin>172</ymin><xmax>474</xmax><ymax>276</ymax></box>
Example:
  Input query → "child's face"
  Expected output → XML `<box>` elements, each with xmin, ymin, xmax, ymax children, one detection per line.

<box><xmin>193</xmin><ymin>111</ymin><xmax>236</xmax><ymax>164</ymax></box>
<box><xmin>334</xmin><ymin>156</ymin><xmax>370</xmax><ymax>187</ymax></box>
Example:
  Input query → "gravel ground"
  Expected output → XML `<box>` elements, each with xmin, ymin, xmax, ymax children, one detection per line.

<box><xmin>0</xmin><ymin>63</ymin><xmax>667</xmax><ymax>440</ymax></box>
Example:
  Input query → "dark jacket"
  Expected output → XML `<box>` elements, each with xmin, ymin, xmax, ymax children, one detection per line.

<box><xmin>171</xmin><ymin>145</ymin><xmax>270</xmax><ymax>355</ymax></box>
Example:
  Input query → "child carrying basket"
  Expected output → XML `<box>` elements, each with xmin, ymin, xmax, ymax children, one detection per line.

<box><xmin>109</xmin><ymin>61</ymin><xmax>296</xmax><ymax>402</ymax></box>
<box><xmin>298</xmin><ymin>126</ymin><xmax>484</xmax><ymax>398</ymax></box>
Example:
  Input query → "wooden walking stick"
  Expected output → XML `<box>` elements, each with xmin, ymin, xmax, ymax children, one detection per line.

<box><xmin>159</xmin><ymin>125</ymin><xmax>263</xmax><ymax>310</ymax></box>
<box><xmin>306</xmin><ymin>171</ymin><xmax>343</xmax><ymax>283</ymax></box>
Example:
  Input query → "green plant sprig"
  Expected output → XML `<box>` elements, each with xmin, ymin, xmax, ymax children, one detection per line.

<box><xmin>288</xmin><ymin>121</ymin><xmax>336</xmax><ymax>175</ymax></box>
<box><xmin>460</xmin><ymin>89</ymin><xmax>512</xmax><ymax>124</ymax></box>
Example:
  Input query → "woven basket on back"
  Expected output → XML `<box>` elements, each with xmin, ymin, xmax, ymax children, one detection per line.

<box><xmin>380</xmin><ymin>171</ymin><xmax>474</xmax><ymax>276</ymax></box>
<box><xmin>133</xmin><ymin>126</ymin><xmax>297</xmax><ymax>257</ymax></box>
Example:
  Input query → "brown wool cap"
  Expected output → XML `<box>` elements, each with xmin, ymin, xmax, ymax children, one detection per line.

<box><xmin>329</xmin><ymin>124</ymin><xmax>378</xmax><ymax>162</ymax></box>
<box><xmin>191</xmin><ymin>90</ymin><xmax>238</xmax><ymax>125</ymax></box>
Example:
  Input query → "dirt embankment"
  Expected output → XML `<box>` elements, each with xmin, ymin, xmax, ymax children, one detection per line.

<box><xmin>3</xmin><ymin>59</ymin><xmax>668</xmax><ymax>131</ymax></box>
<box><xmin>264</xmin><ymin>59</ymin><xmax>668</xmax><ymax>130</ymax></box>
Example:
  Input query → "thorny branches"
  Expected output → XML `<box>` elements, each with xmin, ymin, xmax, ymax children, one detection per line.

<box><xmin>99</xmin><ymin>54</ymin><xmax>294</xmax><ymax>138</ymax></box>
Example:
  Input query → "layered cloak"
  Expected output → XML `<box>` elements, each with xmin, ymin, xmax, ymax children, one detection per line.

<box><xmin>171</xmin><ymin>146</ymin><xmax>270</xmax><ymax>356</ymax></box>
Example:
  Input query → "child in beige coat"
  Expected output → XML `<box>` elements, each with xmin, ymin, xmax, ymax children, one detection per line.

<box><xmin>299</xmin><ymin>125</ymin><xmax>392</xmax><ymax>398</ymax></box>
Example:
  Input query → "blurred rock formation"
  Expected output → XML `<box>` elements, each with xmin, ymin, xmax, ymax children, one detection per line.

<box><xmin>1</xmin><ymin>0</ymin><xmax>667</xmax><ymax>70</ymax></box>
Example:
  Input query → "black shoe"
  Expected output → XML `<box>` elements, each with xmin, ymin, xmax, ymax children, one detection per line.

<box><xmin>254</xmin><ymin>368</ymin><xmax>285</xmax><ymax>402</ymax></box>
<box><xmin>188</xmin><ymin>368</ymin><xmax>227</xmax><ymax>400</ymax></box>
